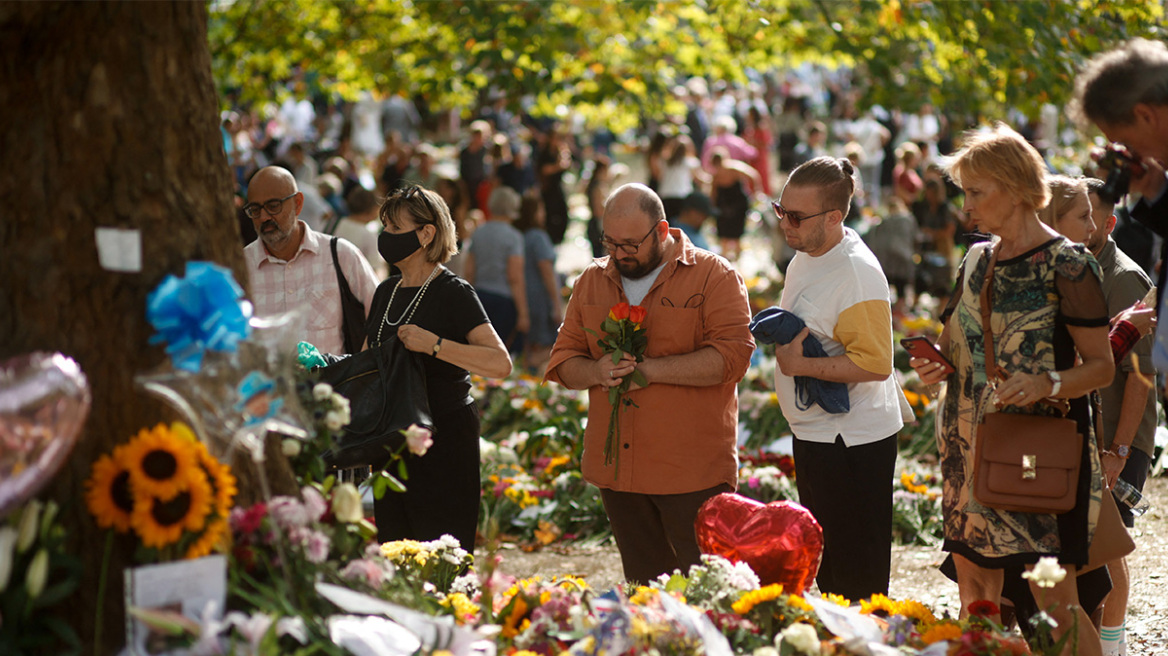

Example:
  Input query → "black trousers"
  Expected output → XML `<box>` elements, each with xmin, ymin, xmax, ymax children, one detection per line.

<box><xmin>374</xmin><ymin>400</ymin><xmax>481</xmax><ymax>551</ymax></box>
<box><xmin>793</xmin><ymin>433</ymin><xmax>897</xmax><ymax>601</ymax></box>
<box><xmin>601</xmin><ymin>483</ymin><xmax>733</xmax><ymax>585</ymax></box>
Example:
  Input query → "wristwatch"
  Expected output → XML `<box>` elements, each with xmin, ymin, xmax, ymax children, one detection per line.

<box><xmin>432</xmin><ymin>336</ymin><xmax>443</xmax><ymax>357</ymax></box>
<box><xmin>1115</xmin><ymin>443</ymin><xmax>1131</xmax><ymax>458</ymax></box>
<box><xmin>1046</xmin><ymin>371</ymin><xmax>1062</xmax><ymax>397</ymax></box>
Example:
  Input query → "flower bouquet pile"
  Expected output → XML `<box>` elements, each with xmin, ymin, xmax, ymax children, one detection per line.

<box><xmin>85</xmin><ymin>422</ymin><xmax>237</xmax><ymax>560</ymax></box>
<box><xmin>584</xmin><ymin>302</ymin><xmax>648</xmax><ymax>475</ymax></box>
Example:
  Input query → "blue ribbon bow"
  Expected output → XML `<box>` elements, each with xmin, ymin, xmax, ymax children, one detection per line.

<box><xmin>146</xmin><ymin>261</ymin><xmax>251</xmax><ymax>372</ymax></box>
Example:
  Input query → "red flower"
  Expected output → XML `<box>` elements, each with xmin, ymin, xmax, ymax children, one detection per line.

<box><xmin>629</xmin><ymin>304</ymin><xmax>647</xmax><ymax>325</ymax></box>
<box><xmin>967</xmin><ymin>599</ymin><xmax>1000</xmax><ymax>618</ymax></box>
<box><xmin>236</xmin><ymin>502</ymin><xmax>268</xmax><ymax>535</ymax></box>
<box><xmin>608</xmin><ymin>302</ymin><xmax>631</xmax><ymax>321</ymax></box>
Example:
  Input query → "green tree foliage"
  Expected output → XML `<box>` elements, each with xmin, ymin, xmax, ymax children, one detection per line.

<box><xmin>209</xmin><ymin>0</ymin><xmax>1163</xmax><ymax>126</ymax></box>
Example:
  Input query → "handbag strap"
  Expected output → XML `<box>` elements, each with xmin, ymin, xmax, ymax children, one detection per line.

<box><xmin>978</xmin><ymin>242</ymin><xmax>1070</xmax><ymax>415</ymax></box>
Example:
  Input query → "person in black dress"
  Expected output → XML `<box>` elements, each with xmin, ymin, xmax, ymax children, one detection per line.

<box><xmin>370</xmin><ymin>185</ymin><xmax>512</xmax><ymax>550</ymax></box>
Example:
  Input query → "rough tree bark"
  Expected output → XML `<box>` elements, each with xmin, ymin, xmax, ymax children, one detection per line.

<box><xmin>0</xmin><ymin>3</ymin><xmax>295</xmax><ymax>653</ymax></box>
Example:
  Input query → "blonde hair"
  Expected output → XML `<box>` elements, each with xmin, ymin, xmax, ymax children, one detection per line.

<box><xmin>943</xmin><ymin>123</ymin><xmax>1050</xmax><ymax>212</ymax></box>
<box><xmin>1036</xmin><ymin>175</ymin><xmax>1088</xmax><ymax>228</ymax></box>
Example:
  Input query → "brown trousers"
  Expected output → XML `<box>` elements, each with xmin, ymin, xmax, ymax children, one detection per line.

<box><xmin>601</xmin><ymin>483</ymin><xmax>733</xmax><ymax>585</ymax></box>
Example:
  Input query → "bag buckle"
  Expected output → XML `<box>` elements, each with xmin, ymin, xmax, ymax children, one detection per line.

<box><xmin>1022</xmin><ymin>454</ymin><xmax>1037</xmax><ymax>480</ymax></box>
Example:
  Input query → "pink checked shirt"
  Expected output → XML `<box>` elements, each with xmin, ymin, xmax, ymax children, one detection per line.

<box><xmin>244</xmin><ymin>221</ymin><xmax>380</xmax><ymax>355</ymax></box>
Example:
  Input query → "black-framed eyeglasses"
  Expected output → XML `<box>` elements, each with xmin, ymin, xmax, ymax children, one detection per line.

<box><xmin>243</xmin><ymin>192</ymin><xmax>298</xmax><ymax>220</ymax></box>
<box><xmin>771</xmin><ymin>200</ymin><xmax>835</xmax><ymax>228</ymax></box>
<box><xmin>601</xmin><ymin>221</ymin><xmax>662</xmax><ymax>255</ymax></box>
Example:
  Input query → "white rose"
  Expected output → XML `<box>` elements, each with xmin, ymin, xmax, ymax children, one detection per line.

<box><xmin>404</xmin><ymin>424</ymin><xmax>434</xmax><ymax>457</ymax></box>
<box><xmin>331</xmin><ymin>483</ymin><xmax>364</xmax><ymax>523</ymax></box>
<box><xmin>1022</xmin><ymin>556</ymin><xmax>1067</xmax><ymax>589</ymax></box>
<box><xmin>325</xmin><ymin>411</ymin><xmax>345</xmax><ymax>431</ymax></box>
<box><xmin>780</xmin><ymin>622</ymin><xmax>821</xmax><ymax>655</ymax></box>
<box><xmin>752</xmin><ymin>648</ymin><xmax>780</xmax><ymax>656</ymax></box>
<box><xmin>313</xmin><ymin>383</ymin><xmax>333</xmax><ymax>401</ymax></box>
<box><xmin>281</xmin><ymin>438</ymin><xmax>302</xmax><ymax>458</ymax></box>
<box><xmin>0</xmin><ymin>527</ymin><xmax>17</xmax><ymax>592</ymax></box>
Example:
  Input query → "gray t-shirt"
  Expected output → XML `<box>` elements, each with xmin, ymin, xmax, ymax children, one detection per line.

<box><xmin>467</xmin><ymin>221</ymin><xmax>524</xmax><ymax>297</ymax></box>
<box><xmin>621</xmin><ymin>259</ymin><xmax>668</xmax><ymax>307</ymax></box>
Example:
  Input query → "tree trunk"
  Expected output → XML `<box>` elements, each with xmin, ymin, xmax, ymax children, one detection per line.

<box><xmin>0</xmin><ymin>2</ymin><xmax>293</xmax><ymax>653</ymax></box>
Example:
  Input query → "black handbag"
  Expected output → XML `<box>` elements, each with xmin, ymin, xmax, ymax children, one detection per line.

<box><xmin>315</xmin><ymin>305</ymin><xmax>433</xmax><ymax>470</ymax></box>
<box><xmin>330</xmin><ymin>236</ymin><xmax>367</xmax><ymax>355</ymax></box>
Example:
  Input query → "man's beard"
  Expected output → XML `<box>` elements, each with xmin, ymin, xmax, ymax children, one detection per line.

<box><xmin>614</xmin><ymin>242</ymin><xmax>664</xmax><ymax>279</ymax></box>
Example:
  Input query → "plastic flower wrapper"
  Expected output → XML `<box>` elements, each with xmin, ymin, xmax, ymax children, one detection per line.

<box><xmin>583</xmin><ymin>302</ymin><xmax>648</xmax><ymax>477</ymax></box>
<box><xmin>137</xmin><ymin>309</ymin><xmax>310</xmax><ymax>463</ymax></box>
<box><xmin>146</xmin><ymin>261</ymin><xmax>252</xmax><ymax>373</ymax></box>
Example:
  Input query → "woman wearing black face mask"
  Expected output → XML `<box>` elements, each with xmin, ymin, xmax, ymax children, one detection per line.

<box><xmin>367</xmin><ymin>185</ymin><xmax>512</xmax><ymax>551</ymax></box>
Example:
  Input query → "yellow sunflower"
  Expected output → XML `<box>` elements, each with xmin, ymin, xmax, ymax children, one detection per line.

<box><xmin>191</xmin><ymin>439</ymin><xmax>237</xmax><ymax>516</ymax></box>
<box><xmin>732</xmin><ymin>583</ymin><xmax>785</xmax><ymax>615</ymax></box>
<box><xmin>185</xmin><ymin>516</ymin><xmax>229</xmax><ymax>560</ymax></box>
<box><xmin>860</xmin><ymin>593</ymin><xmax>898</xmax><ymax>616</ymax></box>
<box><xmin>130</xmin><ymin>468</ymin><xmax>213</xmax><ymax>548</ymax></box>
<box><xmin>122</xmin><ymin>423</ymin><xmax>200</xmax><ymax>502</ymax></box>
<box><xmin>85</xmin><ymin>447</ymin><xmax>135</xmax><ymax>532</ymax></box>
<box><xmin>896</xmin><ymin>599</ymin><xmax>937</xmax><ymax>625</ymax></box>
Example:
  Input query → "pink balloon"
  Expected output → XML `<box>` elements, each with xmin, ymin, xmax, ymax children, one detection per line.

<box><xmin>0</xmin><ymin>353</ymin><xmax>90</xmax><ymax>519</ymax></box>
<box><xmin>695</xmin><ymin>492</ymin><xmax>823</xmax><ymax>595</ymax></box>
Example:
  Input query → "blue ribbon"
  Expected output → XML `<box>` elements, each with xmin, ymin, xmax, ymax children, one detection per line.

<box><xmin>146</xmin><ymin>261</ymin><xmax>251</xmax><ymax>372</ymax></box>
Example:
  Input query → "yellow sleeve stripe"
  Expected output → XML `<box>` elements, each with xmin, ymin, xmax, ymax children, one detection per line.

<box><xmin>833</xmin><ymin>300</ymin><xmax>894</xmax><ymax>376</ymax></box>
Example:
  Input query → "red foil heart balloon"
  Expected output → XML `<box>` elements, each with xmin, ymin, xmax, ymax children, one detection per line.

<box><xmin>695</xmin><ymin>492</ymin><xmax>823</xmax><ymax>594</ymax></box>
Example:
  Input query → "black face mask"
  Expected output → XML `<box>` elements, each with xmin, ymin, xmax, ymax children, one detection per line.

<box><xmin>378</xmin><ymin>229</ymin><xmax>422</xmax><ymax>264</ymax></box>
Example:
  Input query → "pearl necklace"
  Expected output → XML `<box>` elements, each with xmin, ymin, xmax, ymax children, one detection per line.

<box><xmin>377</xmin><ymin>264</ymin><xmax>442</xmax><ymax>344</ymax></box>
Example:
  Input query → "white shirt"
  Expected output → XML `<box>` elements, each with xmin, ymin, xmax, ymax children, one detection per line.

<box><xmin>775</xmin><ymin>228</ymin><xmax>904</xmax><ymax>445</ymax></box>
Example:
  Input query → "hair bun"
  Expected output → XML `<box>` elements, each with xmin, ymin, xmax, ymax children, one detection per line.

<box><xmin>839</xmin><ymin>157</ymin><xmax>855</xmax><ymax>176</ymax></box>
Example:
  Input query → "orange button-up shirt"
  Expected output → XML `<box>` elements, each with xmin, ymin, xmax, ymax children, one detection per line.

<box><xmin>546</xmin><ymin>230</ymin><xmax>755</xmax><ymax>494</ymax></box>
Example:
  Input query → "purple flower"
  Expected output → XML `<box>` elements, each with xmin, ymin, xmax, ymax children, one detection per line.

<box><xmin>301</xmin><ymin>486</ymin><xmax>327</xmax><ymax>523</ymax></box>
<box><xmin>303</xmin><ymin>529</ymin><xmax>331</xmax><ymax>564</ymax></box>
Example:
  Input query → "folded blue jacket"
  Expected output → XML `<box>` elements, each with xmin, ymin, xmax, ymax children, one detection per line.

<box><xmin>749</xmin><ymin>306</ymin><xmax>851</xmax><ymax>414</ymax></box>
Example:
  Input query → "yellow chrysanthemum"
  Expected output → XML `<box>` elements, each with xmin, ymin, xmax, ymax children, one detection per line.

<box><xmin>732</xmin><ymin>583</ymin><xmax>784</xmax><ymax>615</ymax></box>
<box><xmin>860</xmin><ymin>593</ymin><xmax>898</xmax><ymax>616</ymax></box>
<box><xmin>86</xmin><ymin>448</ymin><xmax>135</xmax><ymax>532</ymax></box>
<box><xmin>555</xmin><ymin>575</ymin><xmax>589</xmax><ymax>591</ymax></box>
<box><xmin>629</xmin><ymin>586</ymin><xmax>658</xmax><ymax>606</ymax></box>
<box><xmin>440</xmin><ymin>593</ymin><xmax>480</xmax><ymax>625</ymax></box>
<box><xmin>121</xmin><ymin>423</ymin><xmax>200</xmax><ymax>502</ymax></box>
<box><xmin>920</xmin><ymin>622</ymin><xmax>963</xmax><ymax>645</ymax></box>
<box><xmin>130</xmin><ymin>467</ymin><xmax>213</xmax><ymax>548</ymax></box>
<box><xmin>185</xmin><ymin>517</ymin><xmax>229</xmax><ymax>560</ymax></box>
<box><xmin>895</xmin><ymin>599</ymin><xmax>937</xmax><ymax>625</ymax></box>
<box><xmin>380</xmin><ymin>539</ymin><xmax>423</xmax><ymax>561</ymax></box>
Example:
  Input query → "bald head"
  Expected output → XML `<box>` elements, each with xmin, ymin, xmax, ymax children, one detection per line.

<box><xmin>249</xmin><ymin>166</ymin><xmax>298</xmax><ymax>195</ymax></box>
<box><xmin>604</xmin><ymin>183</ymin><xmax>665</xmax><ymax>229</ymax></box>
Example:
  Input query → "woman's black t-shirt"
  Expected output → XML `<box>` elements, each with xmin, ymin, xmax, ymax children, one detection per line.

<box><xmin>364</xmin><ymin>268</ymin><xmax>490</xmax><ymax>410</ymax></box>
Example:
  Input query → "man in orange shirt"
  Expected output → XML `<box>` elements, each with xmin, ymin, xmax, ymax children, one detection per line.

<box><xmin>546</xmin><ymin>183</ymin><xmax>755</xmax><ymax>584</ymax></box>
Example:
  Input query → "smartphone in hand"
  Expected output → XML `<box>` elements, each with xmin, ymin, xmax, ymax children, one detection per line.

<box><xmin>900</xmin><ymin>336</ymin><xmax>955</xmax><ymax>376</ymax></box>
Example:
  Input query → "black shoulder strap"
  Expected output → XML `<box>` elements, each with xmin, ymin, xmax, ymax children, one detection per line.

<box><xmin>331</xmin><ymin>237</ymin><xmax>366</xmax><ymax>354</ymax></box>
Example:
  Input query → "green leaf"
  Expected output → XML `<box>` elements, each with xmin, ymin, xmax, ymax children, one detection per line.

<box><xmin>397</xmin><ymin>458</ymin><xmax>409</xmax><ymax>481</ymax></box>
<box><xmin>631</xmin><ymin>370</ymin><xmax>648</xmax><ymax>388</ymax></box>
<box><xmin>610</xmin><ymin>350</ymin><xmax>622</xmax><ymax>365</ymax></box>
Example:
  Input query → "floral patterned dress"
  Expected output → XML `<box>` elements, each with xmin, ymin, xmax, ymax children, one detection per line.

<box><xmin>938</xmin><ymin>237</ymin><xmax>1107</xmax><ymax>567</ymax></box>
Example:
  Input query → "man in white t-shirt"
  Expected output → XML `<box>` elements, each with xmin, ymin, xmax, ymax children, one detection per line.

<box><xmin>771</xmin><ymin>156</ymin><xmax>904</xmax><ymax>601</ymax></box>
